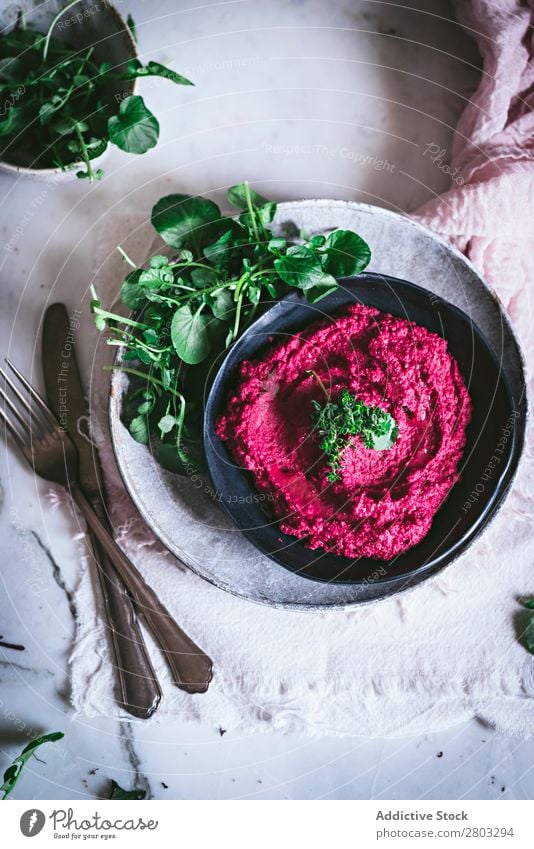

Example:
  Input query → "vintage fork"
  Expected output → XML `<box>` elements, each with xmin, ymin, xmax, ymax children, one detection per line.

<box><xmin>0</xmin><ymin>360</ymin><xmax>213</xmax><ymax>695</ymax></box>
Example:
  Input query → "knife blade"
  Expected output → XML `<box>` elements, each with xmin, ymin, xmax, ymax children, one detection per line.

<box><xmin>42</xmin><ymin>303</ymin><xmax>161</xmax><ymax>719</ymax></box>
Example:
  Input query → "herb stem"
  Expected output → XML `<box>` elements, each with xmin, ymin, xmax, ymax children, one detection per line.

<box><xmin>104</xmin><ymin>365</ymin><xmax>186</xmax><ymax>403</ymax></box>
<box><xmin>244</xmin><ymin>181</ymin><xmax>261</xmax><ymax>244</ymax></box>
<box><xmin>117</xmin><ymin>246</ymin><xmax>137</xmax><ymax>268</ymax></box>
<box><xmin>94</xmin><ymin>308</ymin><xmax>151</xmax><ymax>330</ymax></box>
<box><xmin>306</xmin><ymin>369</ymin><xmax>330</xmax><ymax>400</ymax></box>
<box><xmin>43</xmin><ymin>0</ymin><xmax>82</xmax><ymax>62</ymax></box>
<box><xmin>74</xmin><ymin>123</ymin><xmax>94</xmax><ymax>181</ymax></box>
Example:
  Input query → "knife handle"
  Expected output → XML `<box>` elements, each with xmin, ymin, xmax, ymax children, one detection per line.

<box><xmin>73</xmin><ymin>484</ymin><xmax>213</xmax><ymax>694</ymax></box>
<box><xmin>88</xmin><ymin>527</ymin><xmax>162</xmax><ymax>719</ymax></box>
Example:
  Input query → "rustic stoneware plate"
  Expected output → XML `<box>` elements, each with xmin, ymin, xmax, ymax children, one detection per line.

<box><xmin>110</xmin><ymin>200</ymin><xmax>527</xmax><ymax>609</ymax></box>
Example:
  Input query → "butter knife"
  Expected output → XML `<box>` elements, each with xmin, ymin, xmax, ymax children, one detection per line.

<box><xmin>42</xmin><ymin>303</ymin><xmax>162</xmax><ymax>719</ymax></box>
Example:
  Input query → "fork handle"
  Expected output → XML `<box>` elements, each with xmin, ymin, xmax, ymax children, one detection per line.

<box><xmin>71</xmin><ymin>483</ymin><xmax>213</xmax><ymax>694</ymax></box>
<box><xmin>88</xmin><ymin>526</ymin><xmax>162</xmax><ymax>718</ymax></box>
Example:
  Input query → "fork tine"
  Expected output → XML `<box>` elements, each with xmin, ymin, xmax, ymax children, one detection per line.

<box><xmin>0</xmin><ymin>375</ymin><xmax>34</xmax><ymax>438</ymax></box>
<box><xmin>4</xmin><ymin>359</ymin><xmax>58</xmax><ymax>430</ymax></box>
<box><xmin>0</xmin><ymin>402</ymin><xmax>31</xmax><ymax>462</ymax></box>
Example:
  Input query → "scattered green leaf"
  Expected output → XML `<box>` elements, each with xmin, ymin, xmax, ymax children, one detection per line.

<box><xmin>1</xmin><ymin>732</ymin><xmax>64</xmax><ymax>800</ymax></box>
<box><xmin>109</xmin><ymin>779</ymin><xmax>146</xmax><ymax>800</ymax></box>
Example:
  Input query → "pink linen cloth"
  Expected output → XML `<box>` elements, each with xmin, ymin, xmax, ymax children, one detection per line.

<box><xmin>414</xmin><ymin>0</ymin><xmax>534</xmax><ymax>361</ymax></box>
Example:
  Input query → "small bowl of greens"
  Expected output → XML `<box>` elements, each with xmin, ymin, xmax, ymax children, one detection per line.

<box><xmin>0</xmin><ymin>0</ymin><xmax>193</xmax><ymax>181</ymax></box>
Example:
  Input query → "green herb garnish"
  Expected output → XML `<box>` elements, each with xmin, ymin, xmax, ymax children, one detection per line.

<box><xmin>0</xmin><ymin>731</ymin><xmax>64</xmax><ymax>799</ymax></box>
<box><xmin>310</xmin><ymin>381</ymin><xmax>398</xmax><ymax>482</ymax></box>
<box><xmin>92</xmin><ymin>182</ymin><xmax>371</xmax><ymax>472</ymax></box>
<box><xmin>0</xmin><ymin>5</ymin><xmax>193</xmax><ymax>178</ymax></box>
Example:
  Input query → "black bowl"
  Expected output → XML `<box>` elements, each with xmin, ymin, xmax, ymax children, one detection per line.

<box><xmin>203</xmin><ymin>273</ymin><xmax>520</xmax><ymax>584</ymax></box>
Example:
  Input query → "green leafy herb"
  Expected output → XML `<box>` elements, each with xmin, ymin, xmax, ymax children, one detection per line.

<box><xmin>109</xmin><ymin>779</ymin><xmax>146</xmax><ymax>800</ymax></box>
<box><xmin>92</xmin><ymin>183</ymin><xmax>371</xmax><ymax>471</ymax></box>
<box><xmin>524</xmin><ymin>618</ymin><xmax>534</xmax><ymax>654</ymax></box>
<box><xmin>107</xmin><ymin>95</ymin><xmax>159</xmax><ymax>154</ymax></box>
<box><xmin>519</xmin><ymin>599</ymin><xmax>534</xmax><ymax>655</ymax></box>
<box><xmin>310</xmin><ymin>377</ymin><xmax>398</xmax><ymax>482</ymax></box>
<box><xmin>1</xmin><ymin>732</ymin><xmax>64</xmax><ymax>800</ymax></box>
<box><xmin>0</xmin><ymin>11</ymin><xmax>193</xmax><ymax>178</ymax></box>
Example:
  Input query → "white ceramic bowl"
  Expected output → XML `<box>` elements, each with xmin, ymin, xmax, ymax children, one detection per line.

<box><xmin>0</xmin><ymin>0</ymin><xmax>138</xmax><ymax>181</ymax></box>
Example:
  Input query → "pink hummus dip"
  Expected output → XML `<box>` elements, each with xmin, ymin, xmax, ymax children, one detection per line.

<box><xmin>216</xmin><ymin>303</ymin><xmax>472</xmax><ymax>559</ymax></box>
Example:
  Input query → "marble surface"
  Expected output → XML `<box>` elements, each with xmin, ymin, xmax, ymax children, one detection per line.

<box><xmin>1</xmin><ymin>0</ymin><xmax>532</xmax><ymax>800</ymax></box>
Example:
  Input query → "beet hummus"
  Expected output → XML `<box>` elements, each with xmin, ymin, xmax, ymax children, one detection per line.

<box><xmin>216</xmin><ymin>303</ymin><xmax>472</xmax><ymax>560</ymax></box>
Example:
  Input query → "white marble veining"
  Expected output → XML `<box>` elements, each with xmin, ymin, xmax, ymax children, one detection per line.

<box><xmin>1</xmin><ymin>0</ymin><xmax>532</xmax><ymax>800</ymax></box>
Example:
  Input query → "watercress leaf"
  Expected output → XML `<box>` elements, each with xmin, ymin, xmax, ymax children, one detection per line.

<box><xmin>257</xmin><ymin>201</ymin><xmax>276</xmax><ymax>228</ymax></box>
<box><xmin>227</xmin><ymin>182</ymin><xmax>268</xmax><ymax>209</ymax></box>
<box><xmin>158</xmin><ymin>414</ymin><xmax>177</xmax><ymax>436</ymax></box>
<box><xmin>265</xmin><ymin>280</ymin><xmax>278</xmax><ymax>298</ymax></box>
<box><xmin>0</xmin><ymin>104</ymin><xmax>29</xmax><ymax>136</ymax></box>
<box><xmin>151</xmin><ymin>194</ymin><xmax>221</xmax><ymax>250</ymax></box>
<box><xmin>137</xmin><ymin>399</ymin><xmax>151</xmax><ymax>414</ymax></box>
<box><xmin>85</xmin><ymin>137</ymin><xmax>108</xmax><ymax>160</ymax></box>
<box><xmin>52</xmin><ymin>116</ymin><xmax>76</xmax><ymax>135</ymax></box>
<box><xmin>73</xmin><ymin>73</ymin><xmax>91</xmax><ymax>88</ymax></box>
<box><xmin>191</xmin><ymin>267</ymin><xmax>217</xmax><ymax>288</ymax></box>
<box><xmin>162</xmin><ymin>367</ymin><xmax>176</xmax><ymax>391</ymax></box>
<box><xmin>109</xmin><ymin>780</ymin><xmax>146</xmax><ymax>801</ymax></box>
<box><xmin>309</xmin><ymin>234</ymin><xmax>326</xmax><ymax>248</ymax></box>
<box><xmin>203</xmin><ymin>228</ymin><xmax>242</xmax><ymax>266</ymax></box>
<box><xmin>267</xmin><ymin>237</ymin><xmax>286</xmax><ymax>253</ymax></box>
<box><xmin>524</xmin><ymin>599</ymin><xmax>534</xmax><ymax>610</ymax></box>
<box><xmin>107</xmin><ymin>95</ymin><xmax>159</xmax><ymax>154</ymax></box>
<box><xmin>210</xmin><ymin>288</ymin><xmax>234</xmax><ymax>320</ymax></box>
<box><xmin>120</xmin><ymin>269</ymin><xmax>145</xmax><ymax>309</ymax></box>
<box><xmin>247</xmin><ymin>283</ymin><xmax>261</xmax><ymax>304</ymax></box>
<box><xmin>170</xmin><ymin>305</ymin><xmax>211</xmax><ymax>364</ymax></box>
<box><xmin>523</xmin><ymin>616</ymin><xmax>534</xmax><ymax>654</ymax></box>
<box><xmin>143</xmin><ymin>304</ymin><xmax>166</xmax><ymax>325</ymax></box>
<box><xmin>122</xmin><ymin>349</ymin><xmax>140</xmax><ymax>362</ymax></box>
<box><xmin>136</xmin><ymin>348</ymin><xmax>153</xmax><ymax>365</ymax></box>
<box><xmin>143</xmin><ymin>328</ymin><xmax>159</xmax><ymax>345</ymax></box>
<box><xmin>145</xmin><ymin>61</ymin><xmax>194</xmax><ymax>86</ymax></box>
<box><xmin>274</xmin><ymin>245</ymin><xmax>337</xmax><ymax>291</ymax></box>
<box><xmin>322</xmin><ymin>229</ymin><xmax>371</xmax><ymax>277</ymax></box>
<box><xmin>129</xmin><ymin>414</ymin><xmax>149</xmax><ymax>444</ymax></box>
<box><xmin>156</xmin><ymin>443</ymin><xmax>189</xmax><ymax>475</ymax></box>
<box><xmin>39</xmin><ymin>95</ymin><xmax>64</xmax><ymax>125</ymax></box>
<box><xmin>1</xmin><ymin>732</ymin><xmax>64</xmax><ymax>800</ymax></box>
<box><xmin>21</xmin><ymin>732</ymin><xmax>64</xmax><ymax>757</ymax></box>
<box><xmin>139</xmin><ymin>264</ymin><xmax>173</xmax><ymax>287</ymax></box>
<box><xmin>149</xmin><ymin>254</ymin><xmax>170</xmax><ymax>268</ymax></box>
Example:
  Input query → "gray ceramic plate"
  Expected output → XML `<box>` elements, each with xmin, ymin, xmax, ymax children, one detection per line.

<box><xmin>110</xmin><ymin>200</ymin><xmax>527</xmax><ymax>609</ymax></box>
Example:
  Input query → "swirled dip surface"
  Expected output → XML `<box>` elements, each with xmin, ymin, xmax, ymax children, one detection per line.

<box><xmin>216</xmin><ymin>304</ymin><xmax>472</xmax><ymax>559</ymax></box>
